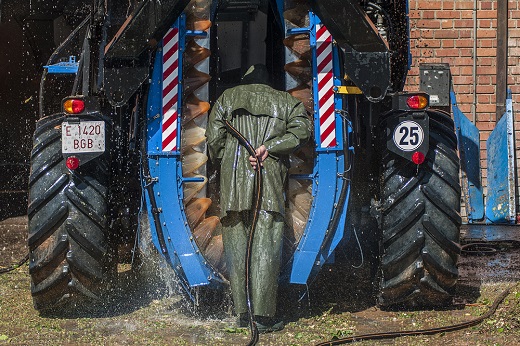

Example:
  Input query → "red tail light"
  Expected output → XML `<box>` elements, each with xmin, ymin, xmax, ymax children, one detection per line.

<box><xmin>63</xmin><ymin>99</ymin><xmax>85</xmax><ymax>114</ymax></box>
<box><xmin>412</xmin><ymin>151</ymin><xmax>425</xmax><ymax>165</ymax></box>
<box><xmin>66</xmin><ymin>156</ymin><xmax>80</xmax><ymax>170</ymax></box>
<box><xmin>406</xmin><ymin>95</ymin><xmax>428</xmax><ymax>110</ymax></box>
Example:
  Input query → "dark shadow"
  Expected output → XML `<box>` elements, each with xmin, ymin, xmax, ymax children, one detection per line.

<box><xmin>277</xmin><ymin>260</ymin><xmax>379</xmax><ymax>325</ymax></box>
<box><xmin>277</xmin><ymin>215</ymin><xmax>381</xmax><ymax>323</ymax></box>
<box><xmin>275</xmin><ymin>143</ymin><xmax>382</xmax><ymax>323</ymax></box>
<box><xmin>0</xmin><ymin>191</ymin><xmax>28</xmax><ymax>221</ymax></box>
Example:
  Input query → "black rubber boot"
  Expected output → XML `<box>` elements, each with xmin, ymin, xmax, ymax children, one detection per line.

<box><xmin>254</xmin><ymin>316</ymin><xmax>284</xmax><ymax>333</ymax></box>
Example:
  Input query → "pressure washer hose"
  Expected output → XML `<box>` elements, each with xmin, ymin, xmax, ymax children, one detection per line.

<box><xmin>0</xmin><ymin>254</ymin><xmax>29</xmax><ymax>274</ymax></box>
<box><xmin>223</xmin><ymin>119</ymin><xmax>261</xmax><ymax>346</ymax></box>
<box><xmin>315</xmin><ymin>284</ymin><xmax>514</xmax><ymax>345</ymax></box>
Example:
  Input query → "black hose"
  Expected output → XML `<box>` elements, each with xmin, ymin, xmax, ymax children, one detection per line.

<box><xmin>39</xmin><ymin>15</ymin><xmax>91</xmax><ymax>118</ymax></box>
<box><xmin>315</xmin><ymin>284</ymin><xmax>514</xmax><ymax>345</ymax></box>
<box><xmin>0</xmin><ymin>253</ymin><xmax>29</xmax><ymax>274</ymax></box>
<box><xmin>223</xmin><ymin>119</ymin><xmax>261</xmax><ymax>346</ymax></box>
<box><xmin>461</xmin><ymin>243</ymin><xmax>498</xmax><ymax>255</ymax></box>
<box><xmin>366</xmin><ymin>2</ymin><xmax>395</xmax><ymax>39</ymax></box>
<box><xmin>141</xmin><ymin>118</ymin><xmax>169</xmax><ymax>255</ymax></box>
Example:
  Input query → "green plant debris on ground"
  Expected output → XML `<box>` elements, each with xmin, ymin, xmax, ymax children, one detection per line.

<box><xmin>1</xmin><ymin>263</ymin><xmax>520</xmax><ymax>345</ymax></box>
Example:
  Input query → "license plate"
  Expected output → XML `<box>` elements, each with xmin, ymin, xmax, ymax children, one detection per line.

<box><xmin>62</xmin><ymin>121</ymin><xmax>105</xmax><ymax>153</ymax></box>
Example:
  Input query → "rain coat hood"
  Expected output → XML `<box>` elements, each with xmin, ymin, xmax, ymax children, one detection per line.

<box><xmin>240</xmin><ymin>64</ymin><xmax>270</xmax><ymax>85</ymax></box>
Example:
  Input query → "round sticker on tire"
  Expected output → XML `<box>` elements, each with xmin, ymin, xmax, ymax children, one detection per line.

<box><xmin>393</xmin><ymin>121</ymin><xmax>424</xmax><ymax>151</ymax></box>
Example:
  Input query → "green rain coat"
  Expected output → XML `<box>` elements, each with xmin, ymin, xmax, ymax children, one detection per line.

<box><xmin>206</xmin><ymin>75</ymin><xmax>311</xmax><ymax>218</ymax></box>
<box><xmin>206</xmin><ymin>65</ymin><xmax>311</xmax><ymax>318</ymax></box>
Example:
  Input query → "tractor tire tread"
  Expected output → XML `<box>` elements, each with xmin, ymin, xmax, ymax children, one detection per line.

<box><xmin>378</xmin><ymin>109</ymin><xmax>461</xmax><ymax>308</ymax></box>
<box><xmin>28</xmin><ymin>114</ymin><xmax>114</xmax><ymax>311</ymax></box>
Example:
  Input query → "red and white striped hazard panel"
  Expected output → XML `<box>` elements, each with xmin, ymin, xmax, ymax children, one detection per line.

<box><xmin>162</xmin><ymin>27</ymin><xmax>180</xmax><ymax>151</ymax></box>
<box><xmin>316</xmin><ymin>24</ymin><xmax>337</xmax><ymax>148</ymax></box>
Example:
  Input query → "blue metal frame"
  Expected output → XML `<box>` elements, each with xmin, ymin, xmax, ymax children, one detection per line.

<box><xmin>44</xmin><ymin>56</ymin><xmax>79</xmax><ymax>74</ymax></box>
<box><xmin>452</xmin><ymin>89</ymin><xmax>516</xmax><ymax>224</ymax></box>
<box><xmin>406</xmin><ymin>0</ymin><xmax>412</xmax><ymax>72</ymax></box>
<box><xmin>310</xmin><ymin>14</ymin><xmax>343</xmax><ymax>152</ymax></box>
<box><xmin>143</xmin><ymin>4</ymin><xmax>355</xmax><ymax>292</ymax></box>
<box><xmin>486</xmin><ymin>90</ymin><xmax>516</xmax><ymax>223</ymax></box>
<box><xmin>275</xmin><ymin>0</ymin><xmax>285</xmax><ymax>30</ymax></box>
<box><xmin>143</xmin><ymin>17</ymin><xmax>221</xmax><ymax>299</ymax></box>
<box><xmin>286</xmin><ymin>12</ymin><xmax>351</xmax><ymax>285</ymax></box>
<box><xmin>403</xmin><ymin>0</ymin><xmax>412</xmax><ymax>89</ymax></box>
<box><xmin>451</xmin><ymin>91</ymin><xmax>485</xmax><ymax>222</ymax></box>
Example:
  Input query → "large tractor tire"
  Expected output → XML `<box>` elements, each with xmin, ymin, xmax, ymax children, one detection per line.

<box><xmin>27</xmin><ymin>113</ymin><xmax>115</xmax><ymax>311</ymax></box>
<box><xmin>378</xmin><ymin>109</ymin><xmax>461</xmax><ymax>308</ymax></box>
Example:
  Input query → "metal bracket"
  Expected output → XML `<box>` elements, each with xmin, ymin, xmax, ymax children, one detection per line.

<box><xmin>147</xmin><ymin>151</ymin><xmax>180</xmax><ymax>157</ymax></box>
<box><xmin>44</xmin><ymin>56</ymin><xmax>79</xmax><ymax>74</ymax></box>
<box><xmin>310</xmin><ymin>0</ymin><xmax>391</xmax><ymax>101</ymax></box>
<box><xmin>334</xmin><ymin>86</ymin><xmax>362</xmax><ymax>95</ymax></box>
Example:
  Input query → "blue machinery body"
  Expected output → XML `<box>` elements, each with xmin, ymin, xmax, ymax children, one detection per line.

<box><xmin>140</xmin><ymin>0</ymin><xmax>518</xmax><ymax>299</ymax></box>
<box><xmin>144</xmin><ymin>16</ymin><xmax>218</xmax><ymax>295</ymax></box>
<box><xmin>452</xmin><ymin>90</ymin><xmax>516</xmax><ymax>224</ymax></box>
<box><xmin>142</xmin><ymin>10</ymin><xmax>353</xmax><ymax>294</ymax></box>
<box><xmin>43</xmin><ymin>0</ymin><xmax>517</xmax><ymax>299</ymax></box>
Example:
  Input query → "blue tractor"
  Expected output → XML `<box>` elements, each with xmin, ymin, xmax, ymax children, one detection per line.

<box><xmin>23</xmin><ymin>0</ymin><xmax>461</xmax><ymax>311</ymax></box>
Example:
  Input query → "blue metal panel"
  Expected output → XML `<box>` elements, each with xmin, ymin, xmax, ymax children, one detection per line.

<box><xmin>462</xmin><ymin>224</ymin><xmax>520</xmax><ymax>243</ymax></box>
<box><xmin>406</xmin><ymin>1</ymin><xmax>412</xmax><ymax>72</ymax></box>
<box><xmin>288</xmin><ymin>13</ymin><xmax>350</xmax><ymax>284</ymax></box>
<box><xmin>450</xmin><ymin>91</ymin><xmax>485</xmax><ymax>222</ymax></box>
<box><xmin>289</xmin><ymin>153</ymin><xmax>339</xmax><ymax>284</ymax></box>
<box><xmin>485</xmin><ymin>91</ymin><xmax>516</xmax><ymax>223</ymax></box>
<box><xmin>44</xmin><ymin>56</ymin><xmax>79</xmax><ymax>74</ymax></box>
<box><xmin>317</xmin><ymin>45</ymin><xmax>354</xmax><ymax>261</ymax></box>
<box><xmin>275</xmin><ymin>0</ymin><xmax>285</xmax><ymax>30</ymax></box>
<box><xmin>309</xmin><ymin>12</ymin><xmax>342</xmax><ymax>153</ymax></box>
<box><xmin>324</xmin><ymin>123</ymin><xmax>354</xmax><ymax>259</ymax></box>
<box><xmin>143</xmin><ymin>19</ymin><xmax>219</xmax><ymax>293</ymax></box>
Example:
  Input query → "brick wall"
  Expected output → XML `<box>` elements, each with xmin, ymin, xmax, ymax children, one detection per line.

<box><xmin>405</xmin><ymin>0</ymin><xmax>520</xmax><ymax>220</ymax></box>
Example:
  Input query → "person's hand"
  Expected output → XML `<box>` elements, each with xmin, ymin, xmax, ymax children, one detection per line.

<box><xmin>249</xmin><ymin>145</ymin><xmax>268</xmax><ymax>170</ymax></box>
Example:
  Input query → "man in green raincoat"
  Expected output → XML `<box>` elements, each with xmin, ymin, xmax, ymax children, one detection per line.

<box><xmin>206</xmin><ymin>64</ymin><xmax>311</xmax><ymax>332</ymax></box>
